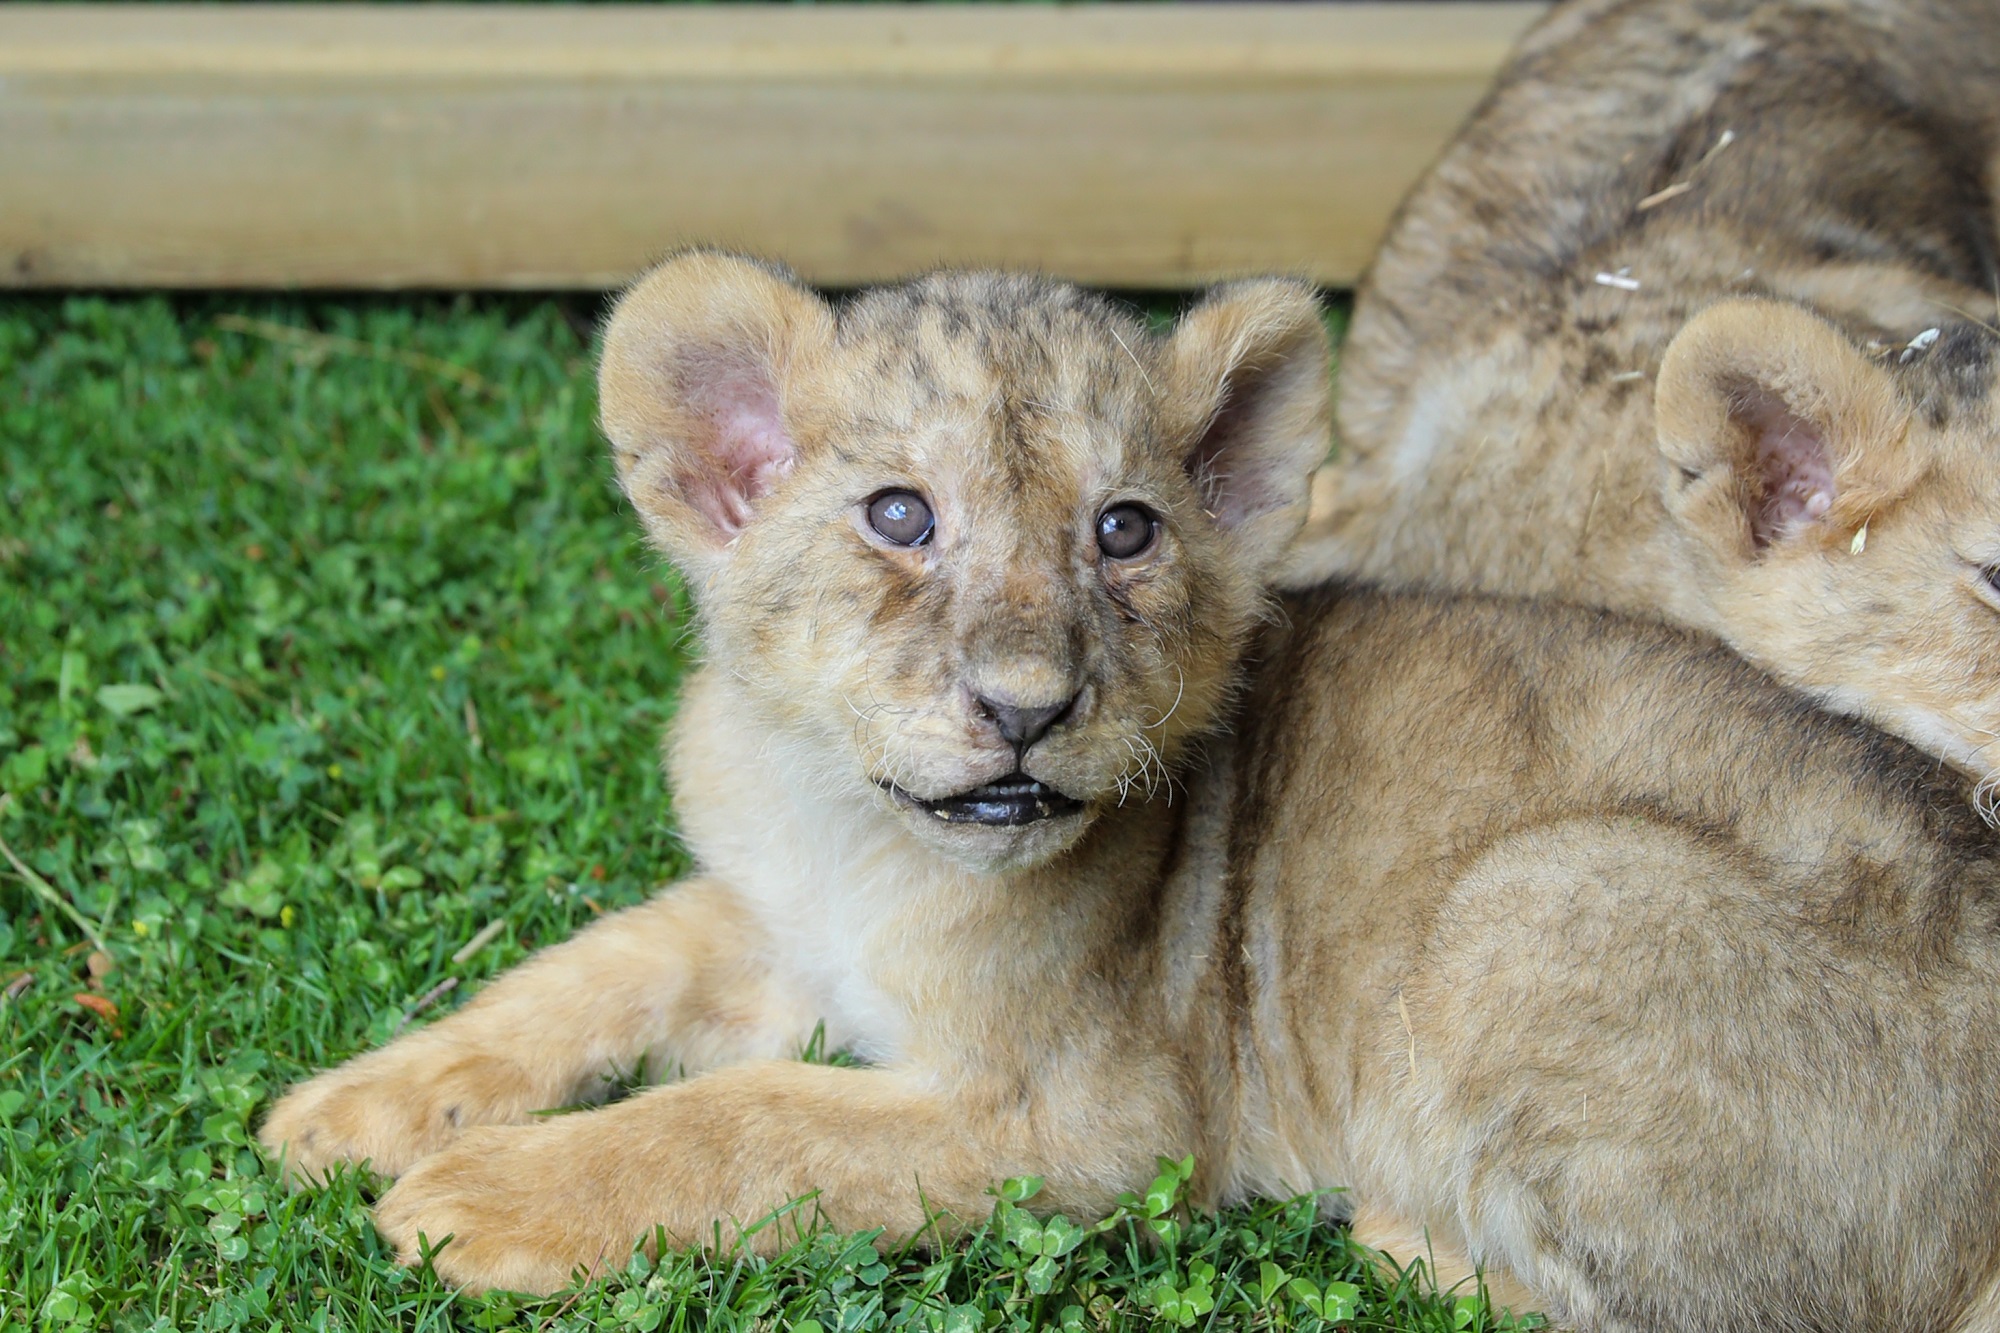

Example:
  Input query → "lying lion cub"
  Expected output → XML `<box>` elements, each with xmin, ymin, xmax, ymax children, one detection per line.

<box><xmin>1288</xmin><ymin>0</ymin><xmax>2000</xmax><ymax>801</ymax></box>
<box><xmin>264</xmin><ymin>254</ymin><xmax>2000</xmax><ymax>1330</ymax></box>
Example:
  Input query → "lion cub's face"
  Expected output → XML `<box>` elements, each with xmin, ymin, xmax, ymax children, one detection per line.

<box><xmin>1656</xmin><ymin>302</ymin><xmax>2000</xmax><ymax>797</ymax></box>
<box><xmin>598</xmin><ymin>256</ymin><xmax>1329</xmax><ymax>869</ymax></box>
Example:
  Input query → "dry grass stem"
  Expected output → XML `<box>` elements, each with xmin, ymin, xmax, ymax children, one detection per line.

<box><xmin>1636</xmin><ymin>181</ymin><xmax>1694</xmax><ymax>210</ymax></box>
<box><xmin>451</xmin><ymin>919</ymin><xmax>508</xmax><ymax>966</ymax></box>
<box><xmin>0</xmin><ymin>821</ymin><xmax>109</xmax><ymax>954</ymax></box>
<box><xmin>394</xmin><ymin>977</ymin><xmax>459</xmax><ymax>1034</ymax></box>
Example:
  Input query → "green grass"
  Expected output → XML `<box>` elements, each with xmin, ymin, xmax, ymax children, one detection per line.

<box><xmin>0</xmin><ymin>294</ymin><xmax>1517</xmax><ymax>1332</ymax></box>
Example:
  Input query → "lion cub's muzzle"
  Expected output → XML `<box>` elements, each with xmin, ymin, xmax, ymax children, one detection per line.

<box><xmin>874</xmin><ymin>673</ymin><xmax>1095</xmax><ymax>828</ymax></box>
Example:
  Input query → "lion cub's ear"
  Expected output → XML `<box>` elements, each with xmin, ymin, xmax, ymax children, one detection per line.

<box><xmin>1163</xmin><ymin>280</ymin><xmax>1333</xmax><ymax>576</ymax></box>
<box><xmin>598</xmin><ymin>251</ymin><xmax>836</xmax><ymax>573</ymax></box>
<box><xmin>1654</xmin><ymin>300</ymin><xmax>1916</xmax><ymax>557</ymax></box>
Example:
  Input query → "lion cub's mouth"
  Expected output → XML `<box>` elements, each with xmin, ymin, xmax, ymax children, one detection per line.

<box><xmin>884</xmin><ymin>773</ymin><xmax>1085</xmax><ymax>826</ymax></box>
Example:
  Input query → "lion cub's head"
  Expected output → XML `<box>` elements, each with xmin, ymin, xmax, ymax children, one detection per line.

<box><xmin>1656</xmin><ymin>300</ymin><xmax>2000</xmax><ymax>802</ymax></box>
<box><xmin>598</xmin><ymin>253</ymin><xmax>1329</xmax><ymax>868</ymax></box>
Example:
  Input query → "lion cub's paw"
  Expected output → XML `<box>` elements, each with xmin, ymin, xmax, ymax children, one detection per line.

<box><xmin>260</xmin><ymin>1041</ymin><xmax>543</xmax><ymax>1184</ymax></box>
<box><xmin>374</xmin><ymin>1122</ymin><xmax>638</xmax><ymax>1295</ymax></box>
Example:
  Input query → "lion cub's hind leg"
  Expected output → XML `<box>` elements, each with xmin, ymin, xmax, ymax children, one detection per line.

<box><xmin>1347</xmin><ymin>1202</ymin><xmax>1547</xmax><ymax>1326</ymax></box>
<box><xmin>1365</xmin><ymin>814</ymin><xmax>2000</xmax><ymax>1333</ymax></box>
<box><xmin>260</xmin><ymin>878</ymin><xmax>815</xmax><ymax>1182</ymax></box>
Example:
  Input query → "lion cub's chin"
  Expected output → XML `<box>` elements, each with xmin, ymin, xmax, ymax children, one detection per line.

<box><xmin>878</xmin><ymin>783</ymin><xmax>1098</xmax><ymax>873</ymax></box>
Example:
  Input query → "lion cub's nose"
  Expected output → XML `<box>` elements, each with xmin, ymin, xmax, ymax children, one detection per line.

<box><xmin>975</xmin><ymin>692</ymin><xmax>1078</xmax><ymax>753</ymax></box>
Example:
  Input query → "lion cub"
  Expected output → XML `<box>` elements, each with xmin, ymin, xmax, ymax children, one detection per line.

<box><xmin>264</xmin><ymin>254</ymin><xmax>2000</xmax><ymax>1331</ymax></box>
<box><xmin>1289</xmin><ymin>0</ymin><xmax>2000</xmax><ymax>801</ymax></box>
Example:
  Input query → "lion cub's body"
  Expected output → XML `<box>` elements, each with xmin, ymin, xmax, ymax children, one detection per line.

<box><xmin>263</xmin><ymin>257</ymin><xmax>2000</xmax><ymax>1330</ymax></box>
<box><xmin>1230</xmin><ymin>590</ymin><xmax>2000</xmax><ymax>1331</ymax></box>
<box><xmin>1291</xmin><ymin>0</ymin><xmax>2000</xmax><ymax>790</ymax></box>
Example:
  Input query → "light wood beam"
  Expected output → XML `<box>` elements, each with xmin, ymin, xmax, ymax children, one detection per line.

<box><xmin>0</xmin><ymin>4</ymin><xmax>1544</xmax><ymax>289</ymax></box>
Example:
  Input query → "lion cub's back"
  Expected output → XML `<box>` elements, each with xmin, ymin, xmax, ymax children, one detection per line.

<box><xmin>1347</xmin><ymin>0</ymin><xmax>2000</xmax><ymax>429</ymax></box>
<box><xmin>1232</xmin><ymin>587</ymin><xmax>2000</xmax><ymax>1331</ymax></box>
<box><xmin>1243</xmin><ymin>586</ymin><xmax>1991</xmax><ymax>941</ymax></box>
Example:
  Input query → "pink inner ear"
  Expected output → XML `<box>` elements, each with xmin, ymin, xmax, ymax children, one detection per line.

<box><xmin>683</xmin><ymin>364</ymin><xmax>796</xmax><ymax>539</ymax></box>
<box><xmin>1739</xmin><ymin>390</ymin><xmax>1835</xmax><ymax>547</ymax></box>
<box><xmin>1187</xmin><ymin>367</ymin><xmax>1295</xmax><ymax>531</ymax></box>
<box><xmin>1188</xmin><ymin>389</ymin><xmax>1251</xmax><ymax>525</ymax></box>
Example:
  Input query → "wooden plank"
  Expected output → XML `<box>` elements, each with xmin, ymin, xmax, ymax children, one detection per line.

<box><xmin>0</xmin><ymin>4</ymin><xmax>1545</xmax><ymax>290</ymax></box>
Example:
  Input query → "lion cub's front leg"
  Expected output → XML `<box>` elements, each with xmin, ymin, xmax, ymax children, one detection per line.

<box><xmin>371</xmin><ymin>1060</ymin><xmax>1124</xmax><ymax>1295</ymax></box>
<box><xmin>260</xmin><ymin>878</ymin><xmax>815</xmax><ymax>1181</ymax></box>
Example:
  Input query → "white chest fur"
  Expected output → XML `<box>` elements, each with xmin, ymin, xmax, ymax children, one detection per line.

<box><xmin>666</xmin><ymin>669</ymin><xmax>974</xmax><ymax>1065</ymax></box>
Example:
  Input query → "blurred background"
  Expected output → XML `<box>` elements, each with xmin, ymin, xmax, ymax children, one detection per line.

<box><xmin>2</xmin><ymin>3</ymin><xmax>1541</xmax><ymax>292</ymax></box>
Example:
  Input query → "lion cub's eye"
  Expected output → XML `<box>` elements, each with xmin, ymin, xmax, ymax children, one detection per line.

<box><xmin>867</xmin><ymin>490</ymin><xmax>935</xmax><ymax>546</ymax></box>
<box><xmin>1096</xmin><ymin>503</ymin><xmax>1158</xmax><ymax>560</ymax></box>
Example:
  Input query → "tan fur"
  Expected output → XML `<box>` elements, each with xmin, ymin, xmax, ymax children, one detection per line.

<box><xmin>1348</xmin><ymin>1202</ymin><xmax>1544</xmax><ymax>1318</ymax></box>
<box><xmin>265</xmin><ymin>257</ymin><xmax>2000</xmax><ymax>1330</ymax></box>
<box><xmin>1288</xmin><ymin>0</ymin><xmax>2000</xmax><ymax>798</ymax></box>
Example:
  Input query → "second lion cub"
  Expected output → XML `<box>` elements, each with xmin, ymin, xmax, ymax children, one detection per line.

<box><xmin>1291</xmin><ymin>0</ymin><xmax>2000</xmax><ymax>800</ymax></box>
<box><xmin>264</xmin><ymin>255</ymin><xmax>2000</xmax><ymax>1331</ymax></box>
